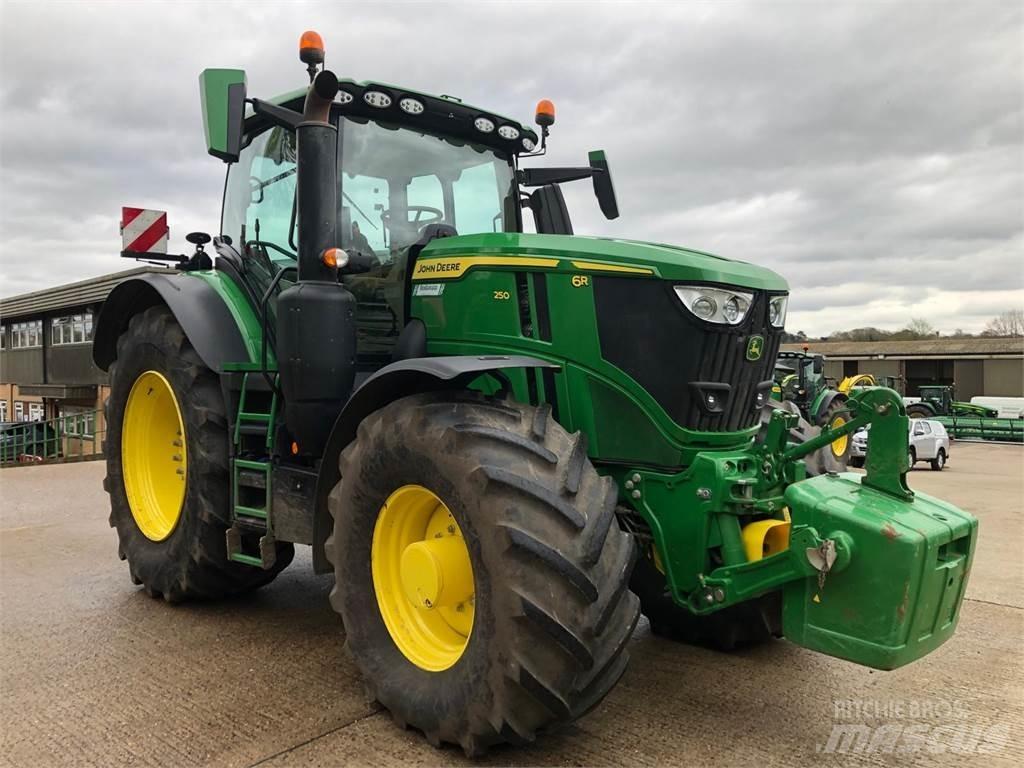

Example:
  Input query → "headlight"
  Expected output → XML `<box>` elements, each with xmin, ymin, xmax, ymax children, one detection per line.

<box><xmin>521</xmin><ymin>137</ymin><xmax>536</xmax><ymax>151</ymax></box>
<box><xmin>498</xmin><ymin>125</ymin><xmax>520</xmax><ymax>140</ymax></box>
<box><xmin>474</xmin><ymin>116</ymin><xmax>495</xmax><ymax>133</ymax></box>
<box><xmin>768</xmin><ymin>295</ymin><xmax>788</xmax><ymax>328</ymax></box>
<box><xmin>674</xmin><ymin>286</ymin><xmax>753</xmax><ymax>325</ymax></box>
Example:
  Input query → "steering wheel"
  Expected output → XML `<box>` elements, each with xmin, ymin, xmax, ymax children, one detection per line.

<box><xmin>382</xmin><ymin>206</ymin><xmax>444</xmax><ymax>228</ymax></box>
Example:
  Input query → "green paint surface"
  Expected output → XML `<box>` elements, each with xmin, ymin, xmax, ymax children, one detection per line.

<box><xmin>200</xmin><ymin>69</ymin><xmax>245</xmax><ymax>159</ymax></box>
<box><xmin>188</xmin><ymin>270</ymin><xmax>270</xmax><ymax>366</ymax></box>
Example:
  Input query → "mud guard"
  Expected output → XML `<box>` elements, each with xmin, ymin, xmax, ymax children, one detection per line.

<box><xmin>814</xmin><ymin>389</ymin><xmax>847</xmax><ymax>425</ymax></box>
<box><xmin>93</xmin><ymin>272</ymin><xmax>250</xmax><ymax>373</ymax></box>
<box><xmin>310</xmin><ymin>355</ymin><xmax>561</xmax><ymax>573</ymax></box>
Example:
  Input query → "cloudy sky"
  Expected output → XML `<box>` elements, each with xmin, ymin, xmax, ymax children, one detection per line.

<box><xmin>1</xmin><ymin>1</ymin><xmax>1021</xmax><ymax>336</ymax></box>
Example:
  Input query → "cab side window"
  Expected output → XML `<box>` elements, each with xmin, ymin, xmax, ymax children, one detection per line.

<box><xmin>222</xmin><ymin>127</ymin><xmax>297</xmax><ymax>259</ymax></box>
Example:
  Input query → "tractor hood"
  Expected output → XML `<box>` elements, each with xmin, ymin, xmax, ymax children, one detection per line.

<box><xmin>416</xmin><ymin>233</ymin><xmax>789</xmax><ymax>293</ymax></box>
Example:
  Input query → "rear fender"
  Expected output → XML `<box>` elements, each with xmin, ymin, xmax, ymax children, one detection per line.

<box><xmin>815</xmin><ymin>390</ymin><xmax>847</xmax><ymax>425</ymax></box>
<box><xmin>93</xmin><ymin>271</ymin><xmax>258</xmax><ymax>373</ymax></box>
<box><xmin>310</xmin><ymin>355</ymin><xmax>560</xmax><ymax>573</ymax></box>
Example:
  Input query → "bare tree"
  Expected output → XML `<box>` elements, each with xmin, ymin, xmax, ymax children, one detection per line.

<box><xmin>904</xmin><ymin>317</ymin><xmax>937</xmax><ymax>338</ymax></box>
<box><xmin>982</xmin><ymin>309</ymin><xmax>1024</xmax><ymax>337</ymax></box>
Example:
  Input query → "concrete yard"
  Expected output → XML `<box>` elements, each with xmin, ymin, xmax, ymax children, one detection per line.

<box><xmin>1</xmin><ymin>443</ymin><xmax>1022</xmax><ymax>767</ymax></box>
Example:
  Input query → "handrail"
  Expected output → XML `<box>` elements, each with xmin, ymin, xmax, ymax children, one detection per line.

<box><xmin>1</xmin><ymin>410</ymin><xmax>105</xmax><ymax>466</ymax></box>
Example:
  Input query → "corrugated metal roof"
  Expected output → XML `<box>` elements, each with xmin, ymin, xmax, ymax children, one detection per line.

<box><xmin>781</xmin><ymin>338</ymin><xmax>1024</xmax><ymax>358</ymax></box>
<box><xmin>0</xmin><ymin>266</ymin><xmax>168</xmax><ymax>320</ymax></box>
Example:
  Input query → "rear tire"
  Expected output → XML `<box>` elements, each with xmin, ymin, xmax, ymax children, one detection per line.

<box><xmin>850</xmin><ymin>457</ymin><xmax>864</xmax><ymax>468</ymax></box>
<box><xmin>104</xmin><ymin>306</ymin><xmax>293</xmax><ymax>602</ymax></box>
<box><xmin>326</xmin><ymin>392</ymin><xmax>640</xmax><ymax>755</ymax></box>
<box><xmin>930</xmin><ymin>449</ymin><xmax>946</xmax><ymax>471</ymax></box>
<box><xmin>906</xmin><ymin>404</ymin><xmax>932</xmax><ymax>419</ymax></box>
<box><xmin>820</xmin><ymin>398</ymin><xmax>851</xmax><ymax>468</ymax></box>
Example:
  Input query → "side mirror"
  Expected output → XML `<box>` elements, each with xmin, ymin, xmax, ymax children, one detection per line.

<box><xmin>812</xmin><ymin>357</ymin><xmax>824</xmax><ymax>375</ymax></box>
<box><xmin>200</xmin><ymin>69</ymin><xmax>247</xmax><ymax>162</ymax></box>
<box><xmin>588</xmin><ymin>150</ymin><xmax>619</xmax><ymax>220</ymax></box>
<box><xmin>529</xmin><ymin>185</ymin><xmax>573</xmax><ymax>235</ymax></box>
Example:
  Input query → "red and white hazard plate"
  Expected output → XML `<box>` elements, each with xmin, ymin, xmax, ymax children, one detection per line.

<box><xmin>121</xmin><ymin>208</ymin><xmax>168</xmax><ymax>254</ymax></box>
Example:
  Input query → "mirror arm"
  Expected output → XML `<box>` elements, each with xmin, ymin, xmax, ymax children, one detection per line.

<box><xmin>250</xmin><ymin>98</ymin><xmax>303</xmax><ymax>131</ymax></box>
<box><xmin>519</xmin><ymin>167</ymin><xmax>596</xmax><ymax>187</ymax></box>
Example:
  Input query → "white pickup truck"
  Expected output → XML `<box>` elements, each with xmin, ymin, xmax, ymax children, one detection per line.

<box><xmin>851</xmin><ymin>418</ymin><xmax>950</xmax><ymax>471</ymax></box>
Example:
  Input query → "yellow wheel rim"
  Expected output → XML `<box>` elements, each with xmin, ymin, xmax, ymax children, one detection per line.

<box><xmin>122</xmin><ymin>371</ymin><xmax>186</xmax><ymax>541</ymax></box>
<box><xmin>371</xmin><ymin>485</ymin><xmax>475</xmax><ymax>671</ymax></box>
<box><xmin>830</xmin><ymin>415</ymin><xmax>849</xmax><ymax>458</ymax></box>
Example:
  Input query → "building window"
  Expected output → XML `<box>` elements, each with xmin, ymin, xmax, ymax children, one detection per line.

<box><xmin>28</xmin><ymin>403</ymin><xmax>44</xmax><ymax>421</ymax></box>
<box><xmin>61</xmin><ymin>407</ymin><xmax>96</xmax><ymax>438</ymax></box>
<box><xmin>11</xmin><ymin>320</ymin><xmax>42</xmax><ymax>349</ymax></box>
<box><xmin>0</xmin><ymin>326</ymin><xmax>6</xmax><ymax>350</ymax></box>
<box><xmin>51</xmin><ymin>313</ymin><xmax>94</xmax><ymax>346</ymax></box>
<box><xmin>0</xmin><ymin>400</ymin><xmax>7</xmax><ymax>422</ymax></box>
<box><xmin>14</xmin><ymin>402</ymin><xmax>24</xmax><ymax>421</ymax></box>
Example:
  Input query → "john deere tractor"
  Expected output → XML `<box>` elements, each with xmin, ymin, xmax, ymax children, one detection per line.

<box><xmin>907</xmin><ymin>385</ymin><xmax>998</xmax><ymax>419</ymax></box>
<box><xmin>94</xmin><ymin>33</ymin><xmax>978</xmax><ymax>755</ymax></box>
<box><xmin>772</xmin><ymin>349</ymin><xmax>851</xmax><ymax>464</ymax></box>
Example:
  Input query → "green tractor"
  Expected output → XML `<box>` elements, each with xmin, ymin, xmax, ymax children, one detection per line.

<box><xmin>94</xmin><ymin>33</ymin><xmax>978</xmax><ymax>755</ymax></box>
<box><xmin>771</xmin><ymin>349</ymin><xmax>851</xmax><ymax>464</ymax></box>
<box><xmin>907</xmin><ymin>384</ymin><xmax>998</xmax><ymax>419</ymax></box>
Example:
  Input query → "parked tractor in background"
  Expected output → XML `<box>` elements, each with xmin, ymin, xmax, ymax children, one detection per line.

<box><xmin>906</xmin><ymin>385</ymin><xmax>997</xmax><ymax>419</ymax></box>
<box><xmin>92</xmin><ymin>32</ymin><xmax>978</xmax><ymax>756</ymax></box>
<box><xmin>772</xmin><ymin>349</ymin><xmax>851</xmax><ymax>464</ymax></box>
<box><xmin>908</xmin><ymin>385</ymin><xmax>1023</xmax><ymax>443</ymax></box>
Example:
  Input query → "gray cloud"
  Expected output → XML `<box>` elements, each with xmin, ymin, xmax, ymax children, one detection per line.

<box><xmin>1</xmin><ymin>0</ymin><xmax>1021</xmax><ymax>336</ymax></box>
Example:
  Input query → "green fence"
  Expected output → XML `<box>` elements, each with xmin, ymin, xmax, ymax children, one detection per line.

<box><xmin>0</xmin><ymin>411</ymin><xmax>104</xmax><ymax>466</ymax></box>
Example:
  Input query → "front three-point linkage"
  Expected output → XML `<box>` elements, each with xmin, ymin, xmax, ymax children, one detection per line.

<box><xmin>686</xmin><ymin>386</ymin><xmax>914</xmax><ymax>615</ymax></box>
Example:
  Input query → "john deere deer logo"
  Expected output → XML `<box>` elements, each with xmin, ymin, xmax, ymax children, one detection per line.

<box><xmin>746</xmin><ymin>335</ymin><xmax>764</xmax><ymax>361</ymax></box>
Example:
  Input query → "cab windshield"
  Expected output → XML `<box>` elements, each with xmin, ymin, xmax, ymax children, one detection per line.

<box><xmin>221</xmin><ymin>116</ymin><xmax>517</xmax><ymax>264</ymax></box>
<box><xmin>339</xmin><ymin>117</ymin><xmax>517</xmax><ymax>263</ymax></box>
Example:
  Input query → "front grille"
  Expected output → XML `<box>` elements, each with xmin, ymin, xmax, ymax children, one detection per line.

<box><xmin>594</xmin><ymin>278</ymin><xmax>783</xmax><ymax>432</ymax></box>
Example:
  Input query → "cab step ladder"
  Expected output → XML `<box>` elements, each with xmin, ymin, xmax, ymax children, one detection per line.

<box><xmin>224</xmin><ymin>365</ymin><xmax>278</xmax><ymax>569</ymax></box>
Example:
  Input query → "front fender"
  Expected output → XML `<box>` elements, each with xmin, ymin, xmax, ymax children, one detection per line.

<box><xmin>93</xmin><ymin>271</ymin><xmax>258</xmax><ymax>373</ymax></box>
<box><xmin>310</xmin><ymin>354</ymin><xmax>559</xmax><ymax>573</ymax></box>
<box><xmin>815</xmin><ymin>390</ymin><xmax>847</xmax><ymax>425</ymax></box>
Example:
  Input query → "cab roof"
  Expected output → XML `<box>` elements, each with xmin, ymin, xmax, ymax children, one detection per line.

<box><xmin>246</xmin><ymin>78</ymin><xmax>539</xmax><ymax>157</ymax></box>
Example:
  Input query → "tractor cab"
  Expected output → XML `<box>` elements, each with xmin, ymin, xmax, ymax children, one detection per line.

<box><xmin>918</xmin><ymin>384</ymin><xmax>954</xmax><ymax>414</ymax></box>
<box><xmin>214</xmin><ymin>76</ymin><xmax>617</xmax><ymax>370</ymax></box>
<box><xmin>219</xmin><ymin>101</ymin><xmax>521</xmax><ymax>365</ymax></box>
<box><xmin>773</xmin><ymin>350</ymin><xmax>825</xmax><ymax>409</ymax></box>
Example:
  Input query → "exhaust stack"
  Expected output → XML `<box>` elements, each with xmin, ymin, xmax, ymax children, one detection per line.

<box><xmin>277</xmin><ymin>67</ymin><xmax>357</xmax><ymax>456</ymax></box>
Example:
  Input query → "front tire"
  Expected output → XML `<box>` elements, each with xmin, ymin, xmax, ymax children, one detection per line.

<box><xmin>104</xmin><ymin>306</ymin><xmax>293</xmax><ymax>602</ymax></box>
<box><xmin>631</xmin><ymin>552</ymin><xmax>781</xmax><ymax>649</ymax></box>
<box><xmin>326</xmin><ymin>392</ymin><xmax>639</xmax><ymax>755</ymax></box>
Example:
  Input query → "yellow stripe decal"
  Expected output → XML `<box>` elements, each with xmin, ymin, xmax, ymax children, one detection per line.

<box><xmin>570</xmin><ymin>260</ymin><xmax>654</xmax><ymax>275</ymax></box>
<box><xmin>412</xmin><ymin>256</ymin><xmax>559</xmax><ymax>280</ymax></box>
